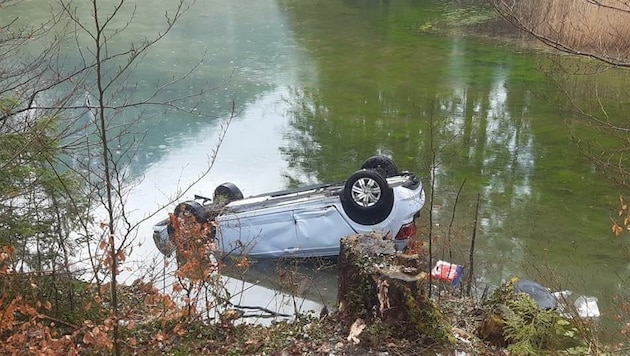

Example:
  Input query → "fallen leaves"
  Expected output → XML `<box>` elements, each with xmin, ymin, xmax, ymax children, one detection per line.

<box><xmin>613</xmin><ymin>195</ymin><xmax>630</xmax><ymax>237</ymax></box>
<box><xmin>155</xmin><ymin>332</ymin><xmax>168</xmax><ymax>342</ymax></box>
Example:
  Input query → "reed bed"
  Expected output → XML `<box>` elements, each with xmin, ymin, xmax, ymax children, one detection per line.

<box><xmin>513</xmin><ymin>0</ymin><xmax>630</xmax><ymax>57</ymax></box>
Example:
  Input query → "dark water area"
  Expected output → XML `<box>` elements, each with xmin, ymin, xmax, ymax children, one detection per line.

<box><xmin>3</xmin><ymin>0</ymin><xmax>630</xmax><ymax>337</ymax></box>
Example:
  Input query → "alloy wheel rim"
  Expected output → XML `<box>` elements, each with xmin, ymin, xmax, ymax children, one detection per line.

<box><xmin>351</xmin><ymin>177</ymin><xmax>381</xmax><ymax>207</ymax></box>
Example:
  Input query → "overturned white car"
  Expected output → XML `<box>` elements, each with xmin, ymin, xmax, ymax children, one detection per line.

<box><xmin>152</xmin><ymin>156</ymin><xmax>425</xmax><ymax>259</ymax></box>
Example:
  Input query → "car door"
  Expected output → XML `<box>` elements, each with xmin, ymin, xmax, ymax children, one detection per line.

<box><xmin>293</xmin><ymin>205</ymin><xmax>357</xmax><ymax>257</ymax></box>
<box><xmin>217</xmin><ymin>209</ymin><xmax>298</xmax><ymax>258</ymax></box>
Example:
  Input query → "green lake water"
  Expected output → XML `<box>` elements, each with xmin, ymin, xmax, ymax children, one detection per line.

<box><xmin>3</xmin><ymin>0</ymin><xmax>630</xmax><ymax>335</ymax></box>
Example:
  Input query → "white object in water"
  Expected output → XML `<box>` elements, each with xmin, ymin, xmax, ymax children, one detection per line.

<box><xmin>575</xmin><ymin>296</ymin><xmax>600</xmax><ymax>318</ymax></box>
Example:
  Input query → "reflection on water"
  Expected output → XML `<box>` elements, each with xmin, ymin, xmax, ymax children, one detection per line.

<box><xmin>278</xmin><ymin>0</ymin><xmax>630</xmax><ymax>334</ymax></box>
<box><xmin>144</xmin><ymin>256</ymin><xmax>325</xmax><ymax>325</ymax></box>
<box><xmin>122</xmin><ymin>86</ymin><xmax>297</xmax><ymax>279</ymax></box>
<box><xmin>437</xmin><ymin>46</ymin><xmax>534</xmax><ymax>280</ymax></box>
<box><xmin>221</xmin><ymin>257</ymin><xmax>339</xmax><ymax>308</ymax></box>
<box><xmin>4</xmin><ymin>0</ymin><xmax>630</xmax><ymax>332</ymax></box>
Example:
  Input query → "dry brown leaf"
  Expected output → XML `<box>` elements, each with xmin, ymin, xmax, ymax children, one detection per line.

<box><xmin>174</xmin><ymin>323</ymin><xmax>186</xmax><ymax>336</ymax></box>
<box><xmin>155</xmin><ymin>332</ymin><xmax>167</xmax><ymax>341</ymax></box>
<box><xmin>116</xmin><ymin>250</ymin><xmax>126</xmax><ymax>263</ymax></box>
<box><xmin>83</xmin><ymin>332</ymin><xmax>94</xmax><ymax>345</ymax></box>
<box><xmin>172</xmin><ymin>283</ymin><xmax>183</xmax><ymax>293</ymax></box>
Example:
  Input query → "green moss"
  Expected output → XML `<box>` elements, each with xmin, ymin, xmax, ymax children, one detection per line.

<box><xmin>363</xmin><ymin>322</ymin><xmax>393</xmax><ymax>345</ymax></box>
<box><xmin>402</xmin><ymin>286</ymin><xmax>453</xmax><ymax>344</ymax></box>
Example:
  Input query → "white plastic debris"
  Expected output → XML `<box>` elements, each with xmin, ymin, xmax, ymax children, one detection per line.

<box><xmin>551</xmin><ymin>290</ymin><xmax>573</xmax><ymax>318</ymax></box>
<box><xmin>551</xmin><ymin>290</ymin><xmax>573</xmax><ymax>300</ymax></box>
<box><xmin>575</xmin><ymin>296</ymin><xmax>600</xmax><ymax>318</ymax></box>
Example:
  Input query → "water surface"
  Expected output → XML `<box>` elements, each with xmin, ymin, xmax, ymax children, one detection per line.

<box><xmin>4</xmin><ymin>0</ymin><xmax>630</xmax><ymax>330</ymax></box>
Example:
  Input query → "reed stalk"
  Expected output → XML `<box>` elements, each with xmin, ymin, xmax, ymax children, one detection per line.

<box><xmin>512</xmin><ymin>0</ymin><xmax>630</xmax><ymax>55</ymax></box>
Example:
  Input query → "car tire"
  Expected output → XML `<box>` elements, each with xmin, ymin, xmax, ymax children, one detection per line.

<box><xmin>361</xmin><ymin>155</ymin><xmax>399</xmax><ymax>178</ymax></box>
<box><xmin>341</xmin><ymin>169</ymin><xmax>394</xmax><ymax>225</ymax></box>
<box><xmin>214</xmin><ymin>182</ymin><xmax>244</xmax><ymax>205</ymax></box>
<box><xmin>174</xmin><ymin>200</ymin><xmax>208</xmax><ymax>223</ymax></box>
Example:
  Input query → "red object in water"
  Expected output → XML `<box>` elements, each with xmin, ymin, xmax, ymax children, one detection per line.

<box><xmin>431</xmin><ymin>260</ymin><xmax>464</xmax><ymax>286</ymax></box>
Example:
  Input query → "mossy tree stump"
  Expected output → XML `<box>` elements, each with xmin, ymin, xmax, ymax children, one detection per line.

<box><xmin>337</xmin><ymin>234</ymin><xmax>452</xmax><ymax>343</ymax></box>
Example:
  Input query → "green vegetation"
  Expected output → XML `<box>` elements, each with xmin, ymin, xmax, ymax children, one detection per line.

<box><xmin>482</xmin><ymin>278</ymin><xmax>591</xmax><ymax>355</ymax></box>
<box><xmin>417</xmin><ymin>5</ymin><xmax>495</xmax><ymax>33</ymax></box>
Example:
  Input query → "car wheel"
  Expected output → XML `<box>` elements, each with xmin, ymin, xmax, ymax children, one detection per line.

<box><xmin>341</xmin><ymin>169</ymin><xmax>394</xmax><ymax>225</ymax></box>
<box><xmin>361</xmin><ymin>155</ymin><xmax>399</xmax><ymax>178</ymax></box>
<box><xmin>174</xmin><ymin>200</ymin><xmax>208</xmax><ymax>223</ymax></box>
<box><xmin>214</xmin><ymin>182</ymin><xmax>244</xmax><ymax>205</ymax></box>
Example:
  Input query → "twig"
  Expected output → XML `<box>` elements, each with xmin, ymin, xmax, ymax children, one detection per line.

<box><xmin>230</xmin><ymin>303</ymin><xmax>292</xmax><ymax>318</ymax></box>
<box><xmin>447</xmin><ymin>179</ymin><xmax>467</xmax><ymax>263</ymax></box>
<box><xmin>427</xmin><ymin>104</ymin><xmax>437</xmax><ymax>298</ymax></box>
<box><xmin>465</xmin><ymin>192</ymin><xmax>480</xmax><ymax>297</ymax></box>
<box><xmin>36</xmin><ymin>313</ymin><xmax>79</xmax><ymax>331</ymax></box>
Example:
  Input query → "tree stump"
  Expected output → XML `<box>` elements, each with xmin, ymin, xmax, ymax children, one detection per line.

<box><xmin>337</xmin><ymin>234</ymin><xmax>452</xmax><ymax>343</ymax></box>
